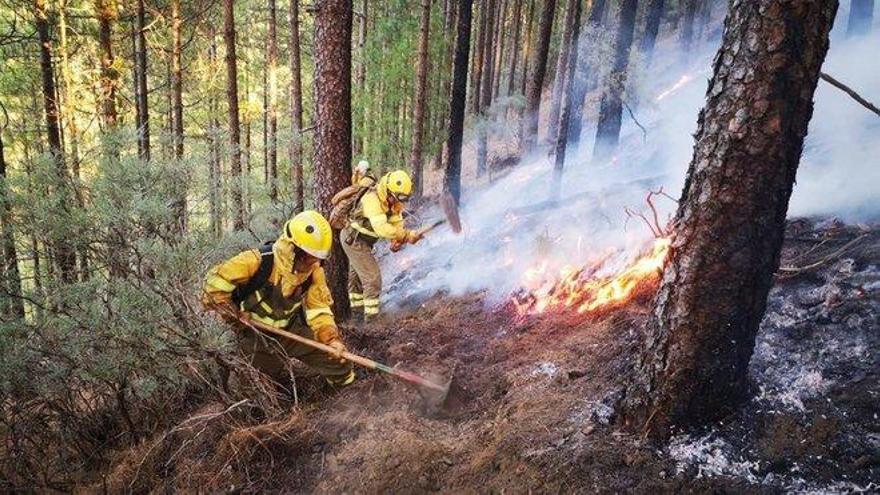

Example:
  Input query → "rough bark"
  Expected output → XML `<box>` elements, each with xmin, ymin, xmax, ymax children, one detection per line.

<box><xmin>679</xmin><ymin>0</ymin><xmax>697</xmax><ymax>54</ymax></box>
<box><xmin>313</xmin><ymin>0</ymin><xmax>353</xmax><ymax>319</ymax></box>
<box><xmin>552</xmin><ymin>0</ymin><xmax>581</xmax><ymax>197</ymax></box>
<box><xmin>492</xmin><ymin>0</ymin><xmax>507</xmax><ymax>98</ymax></box>
<box><xmin>411</xmin><ymin>0</ymin><xmax>432</xmax><ymax>197</ymax></box>
<box><xmin>134</xmin><ymin>0</ymin><xmax>150</xmax><ymax>161</ymax></box>
<box><xmin>208</xmin><ymin>26</ymin><xmax>222</xmax><ymax>237</ymax></box>
<box><xmin>638</xmin><ymin>0</ymin><xmax>664</xmax><ymax>65</ymax></box>
<box><xmin>471</xmin><ymin>0</ymin><xmax>487</xmax><ymax>114</ymax></box>
<box><xmin>36</xmin><ymin>0</ymin><xmax>76</xmax><ymax>284</ymax></box>
<box><xmin>476</xmin><ymin>0</ymin><xmax>496</xmax><ymax>176</ymax></box>
<box><xmin>592</xmin><ymin>0</ymin><xmax>638</xmax><ymax>162</ymax></box>
<box><xmin>0</xmin><ymin>111</ymin><xmax>25</xmax><ymax>318</ymax></box>
<box><xmin>224</xmin><ymin>0</ymin><xmax>245</xmax><ymax>230</ymax></box>
<box><xmin>624</xmin><ymin>0</ymin><xmax>839</xmax><ymax>440</ymax></box>
<box><xmin>171</xmin><ymin>0</ymin><xmax>185</xmax><ymax>233</ymax></box>
<box><xmin>546</xmin><ymin>0</ymin><xmax>578</xmax><ymax>143</ymax></box>
<box><xmin>507</xmin><ymin>0</ymin><xmax>523</xmax><ymax>95</ymax></box>
<box><xmin>267</xmin><ymin>0</ymin><xmax>279</xmax><ymax>201</ymax></box>
<box><xmin>289</xmin><ymin>0</ymin><xmax>304</xmax><ymax>211</ymax></box>
<box><xmin>96</xmin><ymin>0</ymin><xmax>119</xmax><ymax>154</ymax></box>
<box><xmin>847</xmin><ymin>0</ymin><xmax>874</xmax><ymax>36</ymax></box>
<box><xmin>446</xmin><ymin>0</ymin><xmax>474</xmax><ymax>206</ymax></box>
<box><xmin>566</xmin><ymin>0</ymin><xmax>607</xmax><ymax>149</ymax></box>
<box><xmin>521</xmin><ymin>0</ymin><xmax>556</xmax><ymax>152</ymax></box>
<box><xmin>519</xmin><ymin>0</ymin><xmax>536</xmax><ymax>95</ymax></box>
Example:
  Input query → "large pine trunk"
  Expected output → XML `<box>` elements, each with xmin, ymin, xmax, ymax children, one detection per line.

<box><xmin>0</xmin><ymin>119</ymin><xmax>25</xmax><ymax>318</ymax></box>
<box><xmin>289</xmin><ymin>0</ymin><xmax>304</xmax><ymax>211</ymax></box>
<box><xmin>847</xmin><ymin>0</ymin><xmax>874</xmax><ymax>36</ymax></box>
<box><xmin>446</xmin><ymin>0</ymin><xmax>474</xmax><ymax>206</ymax></box>
<box><xmin>476</xmin><ymin>0</ymin><xmax>496</xmax><ymax>176</ymax></box>
<box><xmin>592</xmin><ymin>0</ymin><xmax>638</xmax><ymax>163</ymax></box>
<box><xmin>546</xmin><ymin>0</ymin><xmax>577</xmax><ymax>144</ymax></box>
<box><xmin>638</xmin><ymin>0</ymin><xmax>664</xmax><ymax>65</ymax></box>
<box><xmin>521</xmin><ymin>0</ymin><xmax>556</xmax><ymax>152</ymax></box>
<box><xmin>566</xmin><ymin>0</ymin><xmax>607</xmax><ymax>149</ymax></box>
<box><xmin>624</xmin><ymin>0</ymin><xmax>839</xmax><ymax>440</ymax></box>
<box><xmin>267</xmin><ymin>0</ymin><xmax>279</xmax><ymax>201</ymax></box>
<box><xmin>410</xmin><ymin>0</ymin><xmax>432</xmax><ymax>197</ymax></box>
<box><xmin>134</xmin><ymin>0</ymin><xmax>150</xmax><ymax>161</ymax></box>
<box><xmin>223</xmin><ymin>0</ymin><xmax>245</xmax><ymax>230</ymax></box>
<box><xmin>313</xmin><ymin>0</ymin><xmax>353</xmax><ymax>319</ymax></box>
<box><xmin>36</xmin><ymin>0</ymin><xmax>76</xmax><ymax>284</ymax></box>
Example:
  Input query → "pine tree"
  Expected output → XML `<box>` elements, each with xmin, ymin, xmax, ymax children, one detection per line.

<box><xmin>446</xmin><ymin>0</ymin><xmax>474</xmax><ymax>205</ymax></box>
<box><xmin>411</xmin><ymin>0</ymin><xmax>432</xmax><ymax>197</ymax></box>
<box><xmin>224</xmin><ymin>0</ymin><xmax>245</xmax><ymax>230</ymax></box>
<box><xmin>521</xmin><ymin>0</ymin><xmax>557</xmax><ymax>152</ymax></box>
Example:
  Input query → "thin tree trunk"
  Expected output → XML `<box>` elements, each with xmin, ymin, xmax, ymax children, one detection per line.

<box><xmin>566</xmin><ymin>0</ymin><xmax>606</xmax><ymax>149</ymax></box>
<box><xmin>267</xmin><ymin>0</ymin><xmax>279</xmax><ymax>201</ymax></box>
<box><xmin>471</xmin><ymin>0</ymin><xmax>487</xmax><ymax>114</ymax></box>
<box><xmin>134</xmin><ymin>0</ymin><xmax>150</xmax><ymax>160</ymax></box>
<box><xmin>359</xmin><ymin>0</ymin><xmax>368</xmax><ymax>154</ymax></box>
<box><xmin>551</xmin><ymin>0</ymin><xmax>581</xmax><ymax>198</ymax></box>
<box><xmin>847</xmin><ymin>0</ymin><xmax>874</xmax><ymax>36</ymax></box>
<box><xmin>171</xmin><ymin>0</ymin><xmax>185</xmax><ymax>233</ymax></box>
<box><xmin>208</xmin><ymin>26</ymin><xmax>222</xmax><ymax>237</ymax></box>
<box><xmin>313</xmin><ymin>0</ymin><xmax>353</xmax><ymax>319</ymax></box>
<box><xmin>97</xmin><ymin>0</ymin><xmax>119</xmax><ymax>140</ymax></box>
<box><xmin>0</xmin><ymin>112</ymin><xmax>25</xmax><ymax>318</ymax></box>
<box><xmin>592</xmin><ymin>0</ymin><xmax>638</xmax><ymax>162</ymax></box>
<box><xmin>289</xmin><ymin>0</ymin><xmax>304</xmax><ymax>211</ymax></box>
<box><xmin>446</xmin><ymin>0</ymin><xmax>474</xmax><ymax>205</ymax></box>
<box><xmin>477</xmin><ymin>0</ymin><xmax>496</xmax><ymax>176</ymax></box>
<box><xmin>679</xmin><ymin>0</ymin><xmax>697</xmax><ymax>54</ymax></box>
<box><xmin>546</xmin><ymin>0</ymin><xmax>578</xmax><ymax>144</ymax></box>
<box><xmin>58</xmin><ymin>0</ymin><xmax>81</xmax><ymax>176</ymax></box>
<box><xmin>639</xmin><ymin>0</ymin><xmax>664</xmax><ymax>65</ymax></box>
<box><xmin>224</xmin><ymin>0</ymin><xmax>245</xmax><ymax>230</ymax></box>
<box><xmin>624</xmin><ymin>0</ymin><xmax>838</xmax><ymax>440</ymax></box>
<box><xmin>411</xmin><ymin>0</ymin><xmax>432</xmax><ymax>198</ymax></box>
<box><xmin>262</xmin><ymin>67</ymin><xmax>269</xmax><ymax>185</ymax></box>
<box><xmin>492</xmin><ymin>0</ymin><xmax>507</xmax><ymax>98</ymax></box>
<box><xmin>507</xmin><ymin>0</ymin><xmax>523</xmax><ymax>96</ymax></box>
<box><xmin>35</xmin><ymin>0</ymin><xmax>76</xmax><ymax>284</ymax></box>
<box><xmin>519</xmin><ymin>0</ymin><xmax>536</xmax><ymax>95</ymax></box>
<box><xmin>521</xmin><ymin>0</ymin><xmax>557</xmax><ymax>152</ymax></box>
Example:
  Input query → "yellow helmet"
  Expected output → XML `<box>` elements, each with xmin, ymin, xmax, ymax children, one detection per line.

<box><xmin>281</xmin><ymin>210</ymin><xmax>333</xmax><ymax>260</ymax></box>
<box><xmin>382</xmin><ymin>170</ymin><xmax>413</xmax><ymax>202</ymax></box>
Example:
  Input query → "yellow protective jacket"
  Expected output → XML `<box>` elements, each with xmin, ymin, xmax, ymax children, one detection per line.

<box><xmin>349</xmin><ymin>186</ymin><xmax>409</xmax><ymax>242</ymax></box>
<box><xmin>202</xmin><ymin>239</ymin><xmax>340</xmax><ymax>344</ymax></box>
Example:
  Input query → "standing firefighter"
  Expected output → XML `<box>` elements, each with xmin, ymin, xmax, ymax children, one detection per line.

<box><xmin>202</xmin><ymin>211</ymin><xmax>356</xmax><ymax>387</ymax></box>
<box><xmin>341</xmin><ymin>170</ymin><xmax>423</xmax><ymax>321</ymax></box>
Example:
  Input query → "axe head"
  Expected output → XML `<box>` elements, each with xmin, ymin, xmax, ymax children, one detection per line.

<box><xmin>440</xmin><ymin>191</ymin><xmax>462</xmax><ymax>234</ymax></box>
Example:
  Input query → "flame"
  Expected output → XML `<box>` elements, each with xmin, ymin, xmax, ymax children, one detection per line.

<box><xmin>655</xmin><ymin>74</ymin><xmax>694</xmax><ymax>102</ymax></box>
<box><xmin>513</xmin><ymin>238</ymin><xmax>671</xmax><ymax>316</ymax></box>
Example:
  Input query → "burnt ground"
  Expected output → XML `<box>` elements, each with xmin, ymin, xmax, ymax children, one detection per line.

<box><xmin>102</xmin><ymin>218</ymin><xmax>879</xmax><ymax>493</ymax></box>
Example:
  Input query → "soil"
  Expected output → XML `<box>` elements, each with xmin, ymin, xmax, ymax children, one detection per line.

<box><xmin>101</xmin><ymin>218</ymin><xmax>879</xmax><ymax>493</ymax></box>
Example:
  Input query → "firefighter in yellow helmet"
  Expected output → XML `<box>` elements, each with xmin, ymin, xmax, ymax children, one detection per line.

<box><xmin>202</xmin><ymin>211</ymin><xmax>355</xmax><ymax>387</ymax></box>
<box><xmin>341</xmin><ymin>170</ymin><xmax>423</xmax><ymax>321</ymax></box>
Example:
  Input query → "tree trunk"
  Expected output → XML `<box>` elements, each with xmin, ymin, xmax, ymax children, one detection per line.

<box><xmin>289</xmin><ymin>0</ymin><xmax>304</xmax><ymax>211</ymax></box>
<box><xmin>507</xmin><ymin>0</ymin><xmax>523</xmax><ymax>96</ymax></box>
<box><xmin>36</xmin><ymin>0</ymin><xmax>76</xmax><ymax>284</ymax></box>
<box><xmin>519</xmin><ymin>0</ymin><xmax>536</xmax><ymax>95</ymax></box>
<box><xmin>566</xmin><ymin>0</ymin><xmax>607</xmax><ymax>149</ymax></box>
<box><xmin>171</xmin><ymin>0</ymin><xmax>185</xmax><ymax>233</ymax></box>
<box><xmin>492</xmin><ymin>0</ymin><xmax>507</xmax><ymax>98</ymax></box>
<box><xmin>551</xmin><ymin>0</ymin><xmax>581</xmax><ymax>197</ymax></box>
<box><xmin>847</xmin><ymin>0</ymin><xmax>874</xmax><ymax>36</ymax></box>
<box><xmin>592</xmin><ymin>0</ymin><xmax>638</xmax><ymax>162</ymax></box>
<box><xmin>521</xmin><ymin>0</ymin><xmax>556</xmax><ymax>153</ymax></box>
<box><xmin>208</xmin><ymin>26</ymin><xmax>222</xmax><ymax>237</ymax></box>
<box><xmin>58</xmin><ymin>0</ymin><xmax>81</xmax><ymax>175</ymax></box>
<box><xmin>446</xmin><ymin>0</ymin><xmax>474</xmax><ymax>205</ymax></box>
<box><xmin>679</xmin><ymin>0</ymin><xmax>697</xmax><ymax>54</ymax></box>
<box><xmin>97</xmin><ymin>0</ymin><xmax>119</xmax><ymax>138</ymax></box>
<box><xmin>639</xmin><ymin>0</ymin><xmax>664</xmax><ymax>65</ymax></box>
<box><xmin>224</xmin><ymin>0</ymin><xmax>245</xmax><ymax>230</ymax></box>
<box><xmin>267</xmin><ymin>0</ymin><xmax>279</xmax><ymax>201</ymax></box>
<box><xmin>313</xmin><ymin>0</ymin><xmax>353</xmax><ymax>319</ymax></box>
<box><xmin>0</xmin><ymin>114</ymin><xmax>25</xmax><ymax>318</ymax></box>
<box><xmin>546</xmin><ymin>0</ymin><xmax>577</xmax><ymax>143</ymax></box>
<box><xmin>476</xmin><ymin>0</ymin><xmax>496</xmax><ymax>176</ymax></box>
<box><xmin>134</xmin><ymin>0</ymin><xmax>150</xmax><ymax>160</ymax></box>
<box><xmin>471</xmin><ymin>0</ymin><xmax>487</xmax><ymax>114</ymax></box>
<box><xmin>411</xmin><ymin>0</ymin><xmax>432</xmax><ymax>198</ymax></box>
<box><xmin>624</xmin><ymin>0</ymin><xmax>838</xmax><ymax>440</ymax></box>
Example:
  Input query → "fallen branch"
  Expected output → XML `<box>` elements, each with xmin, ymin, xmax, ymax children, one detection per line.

<box><xmin>622</xmin><ymin>100</ymin><xmax>648</xmax><ymax>143</ymax></box>
<box><xmin>820</xmin><ymin>72</ymin><xmax>880</xmax><ymax>117</ymax></box>
<box><xmin>777</xmin><ymin>234</ymin><xmax>867</xmax><ymax>275</ymax></box>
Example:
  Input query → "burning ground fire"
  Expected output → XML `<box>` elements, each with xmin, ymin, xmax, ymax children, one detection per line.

<box><xmin>512</xmin><ymin>237</ymin><xmax>671</xmax><ymax>316</ymax></box>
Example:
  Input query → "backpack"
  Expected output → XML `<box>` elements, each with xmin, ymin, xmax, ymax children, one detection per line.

<box><xmin>328</xmin><ymin>177</ymin><xmax>375</xmax><ymax>230</ymax></box>
<box><xmin>231</xmin><ymin>242</ymin><xmax>275</xmax><ymax>305</ymax></box>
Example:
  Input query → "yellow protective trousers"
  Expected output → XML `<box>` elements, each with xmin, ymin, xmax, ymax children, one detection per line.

<box><xmin>340</xmin><ymin>226</ymin><xmax>382</xmax><ymax>319</ymax></box>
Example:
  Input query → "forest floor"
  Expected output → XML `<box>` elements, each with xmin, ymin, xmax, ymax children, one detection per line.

<box><xmin>99</xmin><ymin>217</ymin><xmax>879</xmax><ymax>493</ymax></box>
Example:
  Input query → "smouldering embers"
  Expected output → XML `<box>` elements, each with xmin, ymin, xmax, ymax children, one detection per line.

<box><xmin>512</xmin><ymin>237</ymin><xmax>671</xmax><ymax>316</ymax></box>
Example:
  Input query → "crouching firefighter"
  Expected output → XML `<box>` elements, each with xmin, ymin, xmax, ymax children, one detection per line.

<box><xmin>340</xmin><ymin>170</ymin><xmax>424</xmax><ymax>322</ymax></box>
<box><xmin>202</xmin><ymin>211</ymin><xmax>356</xmax><ymax>387</ymax></box>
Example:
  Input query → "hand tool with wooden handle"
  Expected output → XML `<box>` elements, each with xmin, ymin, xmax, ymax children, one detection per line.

<box><xmin>390</xmin><ymin>219</ymin><xmax>445</xmax><ymax>252</ymax></box>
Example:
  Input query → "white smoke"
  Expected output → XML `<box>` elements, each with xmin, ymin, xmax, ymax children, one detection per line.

<box><xmin>383</xmin><ymin>10</ymin><xmax>880</xmax><ymax>306</ymax></box>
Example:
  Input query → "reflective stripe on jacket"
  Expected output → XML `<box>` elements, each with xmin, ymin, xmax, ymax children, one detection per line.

<box><xmin>349</xmin><ymin>189</ymin><xmax>407</xmax><ymax>241</ymax></box>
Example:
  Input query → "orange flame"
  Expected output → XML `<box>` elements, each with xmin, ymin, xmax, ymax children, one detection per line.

<box><xmin>513</xmin><ymin>238</ymin><xmax>671</xmax><ymax>316</ymax></box>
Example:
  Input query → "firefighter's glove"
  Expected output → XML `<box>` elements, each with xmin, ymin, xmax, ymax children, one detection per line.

<box><xmin>390</xmin><ymin>239</ymin><xmax>405</xmax><ymax>252</ymax></box>
<box><xmin>406</xmin><ymin>230</ymin><xmax>424</xmax><ymax>245</ymax></box>
<box><xmin>327</xmin><ymin>339</ymin><xmax>348</xmax><ymax>364</ymax></box>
